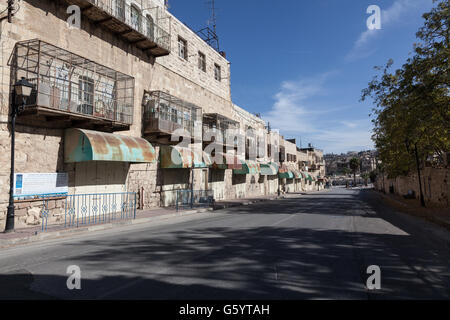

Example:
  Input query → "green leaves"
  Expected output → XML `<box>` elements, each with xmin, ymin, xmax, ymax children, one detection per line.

<box><xmin>361</xmin><ymin>0</ymin><xmax>450</xmax><ymax>178</ymax></box>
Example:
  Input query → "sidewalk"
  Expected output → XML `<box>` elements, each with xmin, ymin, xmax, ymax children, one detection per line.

<box><xmin>0</xmin><ymin>194</ymin><xmax>285</xmax><ymax>249</ymax></box>
<box><xmin>373</xmin><ymin>190</ymin><xmax>450</xmax><ymax>230</ymax></box>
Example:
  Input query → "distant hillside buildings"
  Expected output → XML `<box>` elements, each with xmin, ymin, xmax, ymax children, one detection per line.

<box><xmin>325</xmin><ymin>150</ymin><xmax>378</xmax><ymax>176</ymax></box>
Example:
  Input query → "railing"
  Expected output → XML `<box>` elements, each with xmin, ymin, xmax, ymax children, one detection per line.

<box><xmin>145</xmin><ymin>108</ymin><xmax>197</xmax><ymax>137</ymax></box>
<box><xmin>40</xmin><ymin>192</ymin><xmax>137</xmax><ymax>232</ymax></box>
<box><xmin>27</xmin><ymin>78</ymin><xmax>134</xmax><ymax>125</ymax></box>
<box><xmin>12</xmin><ymin>39</ymin><xmax>135</xmax><ymax>127</ymax></box>
<box><xmin>87</xmin><ymin>0</ymin><xmax>171</xmax><ymax>52</ymax></box>
<box><xmin>143</xmin><ymin>91</ymin><xmax>202</xmax><ymax>139</ymax></box>
<box><xmin>176</xmin><ymin>190</ymin><xmax>215</xmax><ymax>211</ymax></box>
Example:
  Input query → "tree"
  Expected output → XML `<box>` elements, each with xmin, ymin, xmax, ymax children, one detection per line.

<box><xmin>369</xmin><ymin>170</ymin><xmax>377</xmax><ymax>183</ymax></box>
<box><xmin>361</xmin><ymin>173</ymin><xmax>370</xmax><ymax>186</ymax></box>
<box><xmin>361</xmin><ymin>0</ymin><xmax>449</xmax><ymax>179</ymax></box>
<box><xmin>341</xmin><ymin>167</ymin><xmax>351</xmax><ymax>176</ymax></box>
<box><xmin>349</xmin><ymin>158</ymin><xmax>360</xmax><ymax>185</ymax></box>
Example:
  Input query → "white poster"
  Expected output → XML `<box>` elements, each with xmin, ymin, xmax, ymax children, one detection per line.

<box><xmin>14</xmin><ymin>173</ymin><xmax>68</xmax><ymax>198</ymax></box>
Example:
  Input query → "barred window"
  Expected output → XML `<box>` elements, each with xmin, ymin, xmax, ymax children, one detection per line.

<box><xmin>130</xmin><ymin>5</ymin><xmax>141</xmax><ymax>32</ymax></box>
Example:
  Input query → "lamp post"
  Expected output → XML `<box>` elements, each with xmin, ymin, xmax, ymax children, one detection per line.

<box><xmin>4</xmin><ymin>77</ymin><xmax>34</xmax><ymax>233</ymax></box>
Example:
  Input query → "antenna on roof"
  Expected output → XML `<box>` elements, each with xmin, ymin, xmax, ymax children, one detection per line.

<box><xmin>208</xmin><ymin>0</ymin><xmax>217</xmax><ymax>35</ymax></box>
<box><xmin>196</xmin><ymin>0</ymin><xmax>220</xmax><ymax>52</ymax></box>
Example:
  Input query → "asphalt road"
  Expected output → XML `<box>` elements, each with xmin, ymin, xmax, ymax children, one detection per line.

<box><xmin>0</xmin><ymin>188</ymin><xmax>449</xmax><ymax>300</ymax></box>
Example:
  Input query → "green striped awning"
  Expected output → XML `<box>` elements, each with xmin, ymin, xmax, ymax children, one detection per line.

<box><xmin>287</xmin><ymin>164</ymin><xmax>302</xmax><ymax>179</ymax></box>
<box><xmin>211</xmin><ymin>153</ymin><xmax>243</xmax><ymax>170</ymax></box>
<box><xmin>65</xmin><ymin>129</ymin><xmax>156</xmax><ymax>163</ymax></box>
<box><xmin>278</xmin><ymin>164</ymin><xmax>294</xmax><ymax>179</ymax></box>
<box><xmin>302</xmin><ymin>172</ymin><xmax>313</xmax><ymax>181</ymax></box>
<box><xmin>279</xmin><ymin>171</ymin><xmax>295</xmax><ymax>179</ymax></box>
<box><xmin>259</xmin><ymin>162</ymin><xmax>279</xmax><ymax>176</ymax></box>
<box><xmin>202</xmin><ymin>151</ymin><xmax>213</xmax><ymax>167</ymax></box>
<box><xmin>233</xmin><ymin>160</ymin><xmax>260</xmax><ymax>175</ymax></box>
<box><xmin>160</xmin><ymin>146</ymin><xmax>207</xmax><ymax>169</ymax></box>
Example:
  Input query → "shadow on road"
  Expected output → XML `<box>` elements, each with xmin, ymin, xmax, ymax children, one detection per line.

<box><xmin>2</xmin><ymin>227</ymin><xmax>449</xmax><ymax>299</ymax></box>
<box><xmin>1</xmin><ymin>188</ymin><xmax>449</xmax><ymax>300</ymax></box>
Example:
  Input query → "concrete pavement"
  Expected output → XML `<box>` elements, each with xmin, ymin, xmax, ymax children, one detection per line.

<box><xmin>0</xmin><ymin>188</ymin><xmax>449</xmax><ymax>300</ymax></box>
<box><xmin>0</xmin><ymin>194</ymin><xmax>282</xmax><ymax>248</ymax></box>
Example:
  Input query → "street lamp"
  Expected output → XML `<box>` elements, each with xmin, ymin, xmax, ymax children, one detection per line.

<box><xmin>4</xmin><ymin>77</ymin><xmax>34</xmax><ymax>233</ymax></box>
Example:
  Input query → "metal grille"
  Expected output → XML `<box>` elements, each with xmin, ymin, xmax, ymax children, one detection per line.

<box><xmin>88</xmin><ymin>0</ymin><xmax>171</xmax><ymax>52</ymax></box>
<box><xmin>203</xmin><ymin>113</ymin><xmax>240</xmax><ymax>146</ymax></box>
<box><xmin>143</xmin><ymin>91</ymin><xmax>202</xmax><ymax>139</ymax></box>
<box><xmin>9</xmin><ymin>39</ymin><xmax>135</xmax><ymax>125</ymax></box>
<box><xmin>40</xmin><ymin>192</ymin><xmax>137</xmax><ymax>232</ymax></box>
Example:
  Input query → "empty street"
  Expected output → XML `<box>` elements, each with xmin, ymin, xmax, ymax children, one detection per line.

<box><xmin>0</xmin><ymin>188</ymin><xmax>449</xmax><ymax>300</ymax></box>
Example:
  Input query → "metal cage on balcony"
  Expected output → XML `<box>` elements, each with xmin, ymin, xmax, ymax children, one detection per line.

<box><xmin>65</xmin><ymin>0</ymin><xmax>171</xmax><ymax>56</ymax></box>
<box><xmin>143</xmin><ymin>91</ymin><xmax>202</xmax><ymax>140</ymax></box>
<box><xmin>9</xmin><ymin>39</ymin><xmax>135</xmax><ymax>130</ymax></box>
<box><xmin>203</xmin><ymin>113</ymin><xmax>240</xmax><ymax>146</ymax></box>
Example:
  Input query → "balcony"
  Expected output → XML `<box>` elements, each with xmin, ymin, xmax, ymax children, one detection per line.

<box><xmin>203</xmin><ymin>113</ymin><xmax>240</xmax><ymax>149</ymax></box>
<box><xmin>143</xmin><ymin>91</ymin><xmax>202</xmax><ymax>144</ymax></box>
<box><xmin>64</xmin><ymin>0</ymin><xmax>171</xmax><ymax>57</ymax></box>
<box><xmin>9</xmin><ymin>39</ymin><xmax>134</xmax><ymax>132</ymax></box>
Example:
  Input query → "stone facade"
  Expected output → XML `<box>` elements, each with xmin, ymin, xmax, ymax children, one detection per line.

<box><xmin>0</xmin><ymin>0</ymin><xmax>326</xmax><ymax>231</ymax></box>
<box><xmin>297</xmin><ymin>147</ymin><xmax>326</xmax><ymax>191</ymax></box>
<box><xmin>375</xmin><ymin>168</ymin><xmax>450</xmax><ymax>208</ymax></box>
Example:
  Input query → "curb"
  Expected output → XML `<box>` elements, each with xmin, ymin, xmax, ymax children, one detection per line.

<box><xmin>0</xmin><ymin>197</ymin><xmax>283</xmax><ymax>249</ymax></box>
<box><xmin>372</xmin><ymin>190</ymin><xmax>450</xmax><ymax>231</ymax></box>
<box><xmin>212</xmin><ymin>196</ymin><xmax>282</xmax><ymax>210</ymax></box>
<box><xmin>0</xmin><ymin>207</ymin><xmax>215</xmax><ymax>249</ymax></box>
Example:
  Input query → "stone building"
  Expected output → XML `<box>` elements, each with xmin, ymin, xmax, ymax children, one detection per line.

<box><xmin>298</xmin><ymin>146</ymin><xmax>326</xmax><ymax>191</ymax></box>
<box><xmin>0</xmin><ymin>0</ymin><xmax>327</xmax><ymax>231</ymax></box>
<box><xmin>0</xmin><ymin>0</ymin><xmax>233</xmax><ymax>229</ymax></box>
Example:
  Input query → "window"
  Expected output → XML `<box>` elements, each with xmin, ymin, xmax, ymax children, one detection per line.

<box><xmin>113</xmin><ymin>0</ymin><xmax>125</xmax><ymax>20</ymax></box>
<box><xmin>146</xmin><ymin>15</ymin><xmax>154</xmax><ymax>40</ymax></box>
<box><xmin>130</xmin><ymin>5</ymin><xmax>141</xmax><ymax>32</ymax></box>
<box><xmin>279</xmin><ymin>147</ymin><xmax>286</xmax><ymax>163</ymax></box>
<box><xmin>78</xmin><ymin>76</ymin><xmax>94</xmax><ymax>115</ymax></box>
<box><xmin>214</xmin><ymin>64</ymin><xmax>221</xmax><ymax>81</ymax></box>
<box><xmin>178</xmin><ymin>37</ymin><xmax>188</xmax><ymax>60</ymax></box>
<box><xmin>198</xmin><ymin>51</ymin><xmax>206</xmax><ymax>72</ymax></box>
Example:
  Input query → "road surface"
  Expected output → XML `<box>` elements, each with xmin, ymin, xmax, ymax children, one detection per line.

<box><xmin>1</xmin><ymin>188</ymin><xmax>449</xmax><ymax>300</ymax></box>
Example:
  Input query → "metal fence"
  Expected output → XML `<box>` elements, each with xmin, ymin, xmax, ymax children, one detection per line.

<box><xmin>40</xmin><ymin>192</ymin><xmax>137</xmax><ymax>231</ymax></box>
<box><xmin>87</xmin><ymin>0</ymin><xmax>171</xmax><ymax>52</ymax></box>
<box><xmin>176</xmin><ymin>190</ymin><xmax>215</xmax><ymax>211</ymax></box>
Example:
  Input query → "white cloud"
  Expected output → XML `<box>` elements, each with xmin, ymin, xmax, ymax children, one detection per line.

<box><xmin>346</xmin><ymin>0</ymin><xmax>431</xmax><ymax>61</ymax></box>
<box><xmin>263</xmin><ymin>73</ymin><xmax>374</xmax><ymax>154</ymax></box>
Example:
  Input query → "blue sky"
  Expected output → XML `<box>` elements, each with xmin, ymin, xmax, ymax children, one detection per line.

<box><xmin>168</xmin><ymin>0</ymin><xmax>435</xmax><ymax>154</ymax></box>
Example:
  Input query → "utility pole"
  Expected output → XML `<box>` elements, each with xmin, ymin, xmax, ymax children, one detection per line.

<box><xmin>208</xmin><ymin>0</ymin><xmax>217</xmax><ymax>35</ymax></box>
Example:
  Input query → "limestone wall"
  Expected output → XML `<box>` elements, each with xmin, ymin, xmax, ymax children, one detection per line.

<box><xmin>375</xmin><ymin>168</ymin><xmax>450</xmax><ymax>208</ymax></box>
